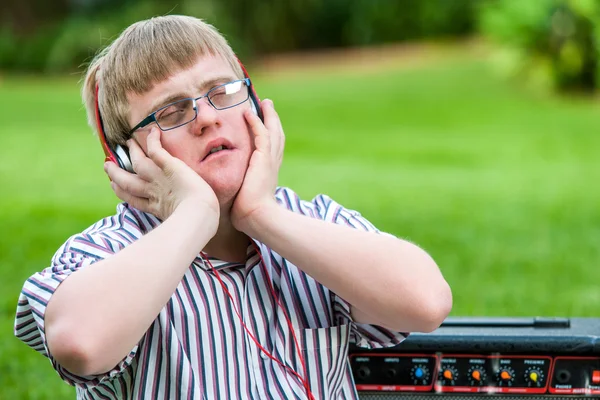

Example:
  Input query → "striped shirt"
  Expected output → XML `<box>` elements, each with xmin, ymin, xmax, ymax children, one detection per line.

<box><xmin>15</xmin><ymin>187</ymin><xmax>407</xmax><ymax>399</ymax></box>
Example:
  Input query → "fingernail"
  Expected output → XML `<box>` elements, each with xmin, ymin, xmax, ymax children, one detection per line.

<box><xmin>103</xmin><ymin>162</ymin><xmax>109</xmax><ymax>171</ymax></box>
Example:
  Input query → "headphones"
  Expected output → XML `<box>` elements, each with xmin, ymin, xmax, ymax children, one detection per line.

<box><xmin>94</xmin><ymin>58</ymin><xmax>263</xmax><ymax>173</ymax></box>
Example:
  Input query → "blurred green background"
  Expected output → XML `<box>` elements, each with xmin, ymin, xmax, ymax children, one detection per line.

<box><xmin>1</xmin><ymin>0</ymin><xmax>599</xmax><ymax>398</ymax></box>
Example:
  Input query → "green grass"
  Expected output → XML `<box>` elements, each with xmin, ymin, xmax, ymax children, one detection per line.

<box><xmin>1</xmin><ymin>49</ymin><xmax>599</xmax><ymax>398</ymax></box>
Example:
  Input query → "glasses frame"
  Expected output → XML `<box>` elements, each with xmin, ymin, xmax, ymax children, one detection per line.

<box><xmin>129</xmin><ymin>78</ymin><xmax>252</xmax><ymax>134</ymax></box>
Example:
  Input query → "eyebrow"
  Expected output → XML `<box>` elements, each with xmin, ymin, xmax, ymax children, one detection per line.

<box><xmin>143</xmin><ymin>75</ymin><xmax>237</xmax><ymax>117</ymax></box>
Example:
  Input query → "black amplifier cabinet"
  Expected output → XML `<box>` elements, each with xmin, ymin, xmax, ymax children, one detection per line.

<box><xmin>350</xmin><ymin>317</ymin><xmax>600</xmax><ymax>399</ymax></box>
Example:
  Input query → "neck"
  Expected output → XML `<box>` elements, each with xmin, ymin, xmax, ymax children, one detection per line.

<box><xmin>203</xmin><ymin>207</ymin><xmax>249</xmax><ymax>263</ymax></box>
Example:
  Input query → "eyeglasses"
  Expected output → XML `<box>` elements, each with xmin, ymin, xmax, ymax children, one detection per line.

<box><xmin>129</xmin><ymin>78</ymin><xmax>252</xmax><ymax>134</ymax></box>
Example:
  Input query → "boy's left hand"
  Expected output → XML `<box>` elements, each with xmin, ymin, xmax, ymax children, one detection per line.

<box><xmin>231</xmin><ymin>99</ymin><xmax>284</xmax><ymax>233</ymax></box>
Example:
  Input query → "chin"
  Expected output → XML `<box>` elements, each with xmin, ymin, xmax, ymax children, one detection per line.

<box><xmin>205</xmin><ymin>174</ymin><xmax>244</xmax><ymax>208</ymax></box>
<box><xmin>195</xmin><ymin>154</ymin><xmax>250</xmax><ymax>208</ymax></box>
<box><xmin>214</xmin><ymin>186</ymin><xmax>241</xmax><ymax>209</ymax></box>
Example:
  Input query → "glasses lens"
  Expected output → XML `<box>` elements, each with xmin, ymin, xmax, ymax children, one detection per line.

<box><xmin>155</xmin><ymin>99</ymin><xmax>195</xmax><ymax>130</ymax></box>
<box><xmin>209</xmin><ymin>80</ymin><xmax>249</xmax><ymax>109</ymax></box>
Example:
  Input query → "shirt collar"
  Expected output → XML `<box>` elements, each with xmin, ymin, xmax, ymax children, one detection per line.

<box><xmin>194</xmin><ymin>240</ymin><xmax>261</xmax><ymax>272</ymax></box>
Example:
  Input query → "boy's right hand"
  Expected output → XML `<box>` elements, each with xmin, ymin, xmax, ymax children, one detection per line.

<box><xmin>104</xmin><ymin>127</ymin><xmax>220</xmax><ymax>227</ymax></box>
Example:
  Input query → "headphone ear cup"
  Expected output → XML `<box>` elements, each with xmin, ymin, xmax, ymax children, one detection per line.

<box><xmin>114</xmin><ymin>144</ymin><xmax>134</xmax><ymax>173</ymax></box>
<box><xmin>250</xmin><ymin>97</ymin><xmax>258</xmax><ymax>116</ymax></box>
<box><xmin>249</xmin><ymin>90</ymin><xmax>263</xmax><ymax>122</ymax></box>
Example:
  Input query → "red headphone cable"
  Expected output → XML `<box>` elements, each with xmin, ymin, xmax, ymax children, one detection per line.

<box><xmin>201</xmin><ymin>250</ymin><xmax>316</xmax><ymax>400</ymax></box>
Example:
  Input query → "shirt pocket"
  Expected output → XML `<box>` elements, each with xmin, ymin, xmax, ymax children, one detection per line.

<box><xmin>280</xmin><ymin>324</ymin><xmax>352</xmax><ymax>400</ymax></box>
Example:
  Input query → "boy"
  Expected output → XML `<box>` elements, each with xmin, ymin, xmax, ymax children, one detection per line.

<box><xmin>15</xmin><ymin>15</ymin><xmax>452</xmax><ymax>399</ymax></box>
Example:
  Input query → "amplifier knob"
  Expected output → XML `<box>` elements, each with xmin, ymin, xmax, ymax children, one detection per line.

<box><xmin>414</xmin><ymin>367</ymin><xmax>425</xmax><ymax>378</ymax></box>
<box><xmin>524</xmin><ymin>367</ymin><xmax>545</xmax><ymax>387</ymax></box>
<box><xmin>467</xmin><ymin>367</ymin><xmax>487</xmax><ymax>386</ymax></box>
<box><xmin>439</xmin><ymin>366</ymin><xmax>458</xmax><ymax>386</ymax></box>
<box><xmin>411</xmin><ymin>365</ymin><xmax>430</xmax><ymax>385</ymax></box>
<box><xmin>497</xmin><ymin>367</ymin><xmax>515</xmax><ymax>387</ymax></box>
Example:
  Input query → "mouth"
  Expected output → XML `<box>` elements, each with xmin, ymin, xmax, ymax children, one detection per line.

<box><xmin>202</xmin><ymin>144</ymin><xmax>233</xmax><ymax>162</ymax></box>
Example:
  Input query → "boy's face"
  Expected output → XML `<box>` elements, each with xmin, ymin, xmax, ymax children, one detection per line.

<box><xmin>126</xmin><ymin>54</ymin><xmax>254</xmax><ymax>209</ymax></box>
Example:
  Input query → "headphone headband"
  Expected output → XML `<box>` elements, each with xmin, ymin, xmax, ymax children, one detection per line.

<box><xmin>95</xmin><ymin>83</ymin><xmax>121</xmax><ymax>164</ymax></box>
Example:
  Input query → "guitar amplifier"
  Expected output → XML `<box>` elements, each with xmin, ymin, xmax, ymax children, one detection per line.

<box><xmin>350</xmin><ymin>317</ymin><xmax>600</xmax><ymax>399</ymax></box>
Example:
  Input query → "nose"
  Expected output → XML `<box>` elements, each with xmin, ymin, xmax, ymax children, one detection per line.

<box><xmin>190</xmin><ymin>97</ymin><xmax>218</xmax><ymax>135</ymax></box>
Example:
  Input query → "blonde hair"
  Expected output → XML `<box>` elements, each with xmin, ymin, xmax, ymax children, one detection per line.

<box><xmin>82</xmin><ymin>15</ymin><xmax>243</xmax><ymax>146</ymax></box>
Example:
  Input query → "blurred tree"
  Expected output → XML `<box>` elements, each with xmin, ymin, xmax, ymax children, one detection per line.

<box><xmin>479</xmin><ymin>0</ymin><xmax>600</xmax><ymax>93</ymax></box>
<box><xmin>0</xmin><ymin>0</ymin><xmax>70</xmax><ymax>34</ymax></box>
<box><xmin>0</xmin><ymin>0</ymin><xmax>483</xmax><ymax>74</ymax></box>
<box><xmin>343</xmin><ymin>0</ymin><xmax>479</xmax><ymax>46</ymax></box>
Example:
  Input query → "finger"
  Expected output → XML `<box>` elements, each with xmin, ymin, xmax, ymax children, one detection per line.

<box><xmin>146</xmin><ymin>127</ymin><xmax>174</xmax><ymax>170</ymax></box>
<box><xmin>262</xmin><ymin>99</ymin><xmax>285</xmax><ymax>164</ymax></box>
<box><xmin>276</xmin><ymin>130</ymin><xmax>285</xmax><ymax>168</ymax></box>
<box><xmin>110</xmin><ymin>181</ymin><xmax>151</xmax><ymax>212</ymax></box>
<box><xmin>260</xmin><ymin>99</ymin><xmax>281</xmax><ymax>133</ymax></box>
<box><xmin>125</xmin><ymin>137</ymin><xmax>162</xmax><ymax>184</ymax></box>
<box><xmin>126</xmin><ymin>136</ymin><xmax>150</xmax><ymax>174</ymax></box>
<box><xmin>105</xmin><ymin>161</ymin><xmax>150</xmax><ymax>198</ymax></box>
<box><xmin>273</xmin><ymin>103</ymin><xmax>285</xmax><ymax>164</ymax></box>
<box><xmin>244</xmin><ymin>108</ymin><xmax>271</xmax><ymax>154</ymax></box>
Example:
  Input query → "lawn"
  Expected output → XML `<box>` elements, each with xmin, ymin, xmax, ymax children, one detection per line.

<box><xmin>1</xmin><ymin>47</ymin><xmax>599</xmax><ymax>399</ymax></box>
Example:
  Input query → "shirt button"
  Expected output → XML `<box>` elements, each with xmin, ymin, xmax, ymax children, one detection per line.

<box><xmin>260</xmin><ymin>351</ymin><xmax>268</xmax><ymax>359</ymax></box>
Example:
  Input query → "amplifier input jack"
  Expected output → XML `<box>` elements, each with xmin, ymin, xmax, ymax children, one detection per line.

<box><xmin>555</xmin><ymin>369</ymin><xmax>571</xmax><ymax>384</ymax></box>
<box><xmin>356</xmin><ymin>366</ymin><xmax>371</xmax><ymax>380</ymax></box>
<box><xmin>385</xmin><ymin>368</ymin><xmax>397</xmax><ymax>379</ymax></box>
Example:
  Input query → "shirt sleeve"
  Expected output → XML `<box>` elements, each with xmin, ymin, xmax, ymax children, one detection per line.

<box><xmin>275</xmin><ymin>187</ymin><xmax>410</xmax><ymax>349</ymax></box>
<box><xmin>14</xmin><ymin>210</ymin><xmax>144</xmax><ymax>388</ymax></box>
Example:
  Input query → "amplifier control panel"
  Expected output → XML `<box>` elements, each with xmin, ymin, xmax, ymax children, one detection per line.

<box><xmin>435</xmin><ymin>355</ymin><xmax>551</xmax><ymax>393</ymax></box>
<box><xmin>352</xmin><ymin>354</ymin><xmax>436</xmax><ymax>392</ymax></box>
<box><xmin>350</xmin><ymin>353</ymin><xmax>600</xmax><ymax>395</ymax></box>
